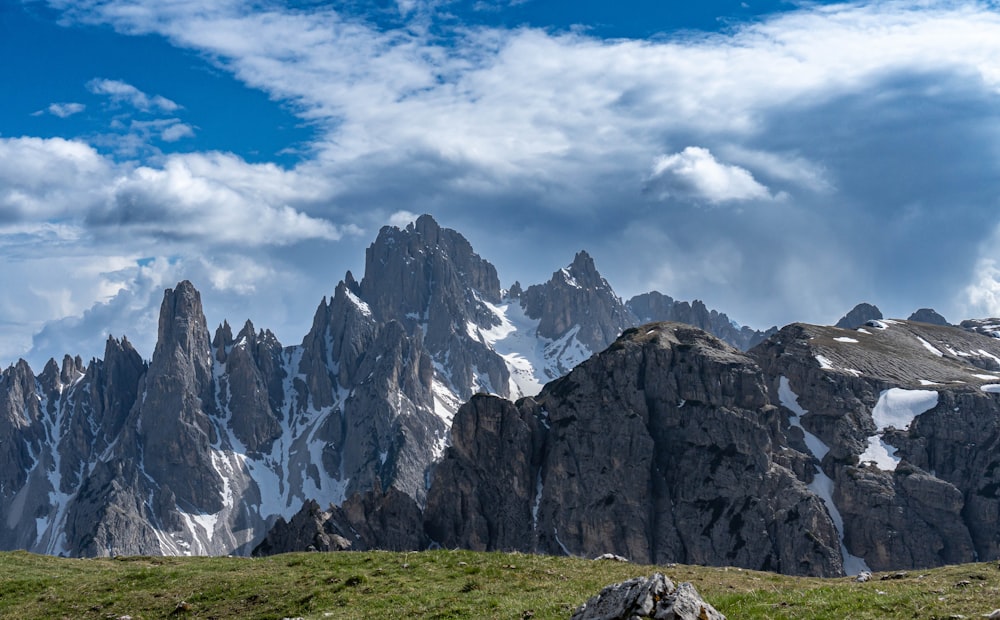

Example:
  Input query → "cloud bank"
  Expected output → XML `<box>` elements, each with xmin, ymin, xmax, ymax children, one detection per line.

<box><xmin>3</xmin><ymin>0</ymin><xmax>1000</xmax><ymax>366</ymax></box>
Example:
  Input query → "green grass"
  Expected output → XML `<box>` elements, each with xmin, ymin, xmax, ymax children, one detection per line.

<box><xmin>0</xmin><ymin>549</ymin><xmax>998</xmax><ymax>619</ymax></box>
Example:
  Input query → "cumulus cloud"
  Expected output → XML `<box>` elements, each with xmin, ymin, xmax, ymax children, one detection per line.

<box><xmin>89</xmin><ymin>152</ymin><xmax>343</xmax><ymax>246</ymax></box>
<box><xmin>0</xmin><ymin>137</ymin><xmax>112</xmax><ymax>220</ymax></box>
<box><xmin>87</xmin><ymin>78</ymin><xmax>180</xmax><ymax>112</ymax></box>
<box><xmin>647</xmin><ymin>147</ymin><xmax>772</xmax><ymax>204</ymax></box>
<box><xmin>963</xmin><ymin>258</ymin><xmax>1000</xmax><ymax>318</ymax></box>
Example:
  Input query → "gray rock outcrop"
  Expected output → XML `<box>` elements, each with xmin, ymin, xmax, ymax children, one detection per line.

<box><xmin>571</xmin><ymin>573</ymin><xmax>725</xmax><ymax>620</ymax></box>
<box><xmin>251</xmin><ymin>499</ymin><xmax>352</xmax><ymax>555</ymax></box>
<box><xmin>253</xmin><ymin>485</ymin><xmax>426</xmax><ymax>556</ymax></box>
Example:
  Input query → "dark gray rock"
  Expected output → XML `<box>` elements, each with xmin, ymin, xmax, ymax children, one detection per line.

<box><xmin>254</xmin><ymin>486</ymin><xmax>426</xmax><ymax>556</ymax></box>
<box><xmin>424</xmin><ymin>394</ymin><xmax>546</xmax><ymax>551</ymax></box>
<box><xmin>251</xmin><ymin>500</ymin><xmax>351</xmax><ymax>556</ymax></box>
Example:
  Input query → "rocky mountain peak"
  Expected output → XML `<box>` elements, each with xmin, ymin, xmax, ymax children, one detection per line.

<box><xmin>358</xmin><ymin>215</ymin><xmax>508</xmax><ymax>399</ymax></box>
<box><xmin>521</xmin><ymin>251</ymin><xmax>631</xmax><ymax>355</ymax></box>
<box><xmin>135</xmin><ymin>280</ymin><xmax>221</xmax><ymax>513</ymax></box>
<box><xmin>835</xmin><ymin>303</ymin><xmax>882</xmax><ymax>329</ymax></box>
<box><xmin>360</xmin><ymin>214</ymin><xmax>501</xmax><ymax>321</ymax></box>
<box><xmin>908</xmin><ymin>308</ymin><xmax>950</xmax><ymax>326</ymax></box>
<box><xmin>566</xmin><ymin>250</ymin><xmax>601</xmax><ymax>286</ymax></box>
<box><xmin>212</xmin><ymin>320</ymin><xmax>234</xmax><ymax>363</ymax></box>
<box><xmin>626</xmin><ymin>291</ymin><xmax>777</xmax><ymax>351</ymax></box>
<box><xmin>154</xmin><ymin>280</ymin><xmax>212</xmax><ymax>367</ymax></box>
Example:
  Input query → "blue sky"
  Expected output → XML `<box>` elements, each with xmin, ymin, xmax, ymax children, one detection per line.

<box><xmin>4</xmin><ymin>0</ymin><xmax>1000</xmax><ymax>368</ymax></box>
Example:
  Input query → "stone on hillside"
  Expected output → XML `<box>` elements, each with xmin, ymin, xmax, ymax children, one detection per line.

<box><xmin>570</xmin><ymin>573</ymin><xmax>725</xmax><ymax>620</ymax></box>
<box><xmin>594</xmin><ymin>553</ymin><xmax>630</xmax><ymax>562</ymax></box>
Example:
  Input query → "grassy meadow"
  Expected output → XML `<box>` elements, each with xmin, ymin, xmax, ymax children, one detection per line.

<box><xmin>1</xmin><ymin>548</ymin><xmax>998</xmax><ymax>619</ymax></box>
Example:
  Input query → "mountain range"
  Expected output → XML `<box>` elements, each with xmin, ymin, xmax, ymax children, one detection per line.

<box><xmin>3</xmin><ymin>214</ymin><xmax>1000</xmax><ymax>578</ymax></box>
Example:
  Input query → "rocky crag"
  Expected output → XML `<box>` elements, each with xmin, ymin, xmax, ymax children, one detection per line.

<box><xmin>0</xmin><ymin>214</ymin><xmax>771</xmax><ymax>558</ymax></box>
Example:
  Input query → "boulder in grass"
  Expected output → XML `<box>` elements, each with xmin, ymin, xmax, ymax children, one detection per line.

<box><xmin>571</xmin><ymin>573</ymin><xmax>725</xmax><ymax>620</ymax></box>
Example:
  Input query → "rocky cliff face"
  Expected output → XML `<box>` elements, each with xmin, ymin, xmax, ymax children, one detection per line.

<box><xmin>750</xmin><ymin>318</ymin><xmax>1000</xmax><ymax>572</ymax></box>
<box><xmin>426</xmin><ymin>323</ymin><xmax>844</xmax><ymax>576</ymax></box>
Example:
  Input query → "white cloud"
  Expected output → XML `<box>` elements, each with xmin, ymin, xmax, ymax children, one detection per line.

<box><xmin>45</xmin><ymin>102</ymin><xmax>86</xmax><ymax>118</ymax></box>
<box><xmin>93</xmin><ymin>152</ymin><xmax>343</xmax><ymax>246</ymax></box>
<box><xmin>389</xmin><ymin>210</ymin><xmax>418</xmax><ymax>228</ymax></box>
<box><xmin>128</xmin><ymin>118</ymin><xmax>196</xmax><ymax>142</ymax></box>
<box><xmin>87</xmin><ymin>78</ymin><xmax>180</xmax><ymax>112</ymax></box>
<box><xmin>49</xmin><ymin>1</ymin><xmax>1000</xmax><ymax>180</ymax></box>
<box><xmin>720</xmin><ymin>146</ymin><xmax>833</xmax><ymax>193</ymax></box>
<box><xmin>159</xmin><ymin>121</ymin><xmax>195</xmax><ymax>142</ymax></box>
<box><xmin>0</xmin><ymin>137</ymin><xmax>112</xmax><ymax>219</ymax></box>
<box><xmin>962</xmin><ymin>258</ymin><xmax>1000</xmax><ymax>317</ymax></box>
<box><xmin>647</xmin><ymin>147</ymin><xmax>772</xmax><ymax>204</ymax></box>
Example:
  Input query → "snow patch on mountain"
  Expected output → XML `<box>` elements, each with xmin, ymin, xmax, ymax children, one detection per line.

<box><xmin>859</xmin><ymin>388</ymin><xmax>938</xmax><ymax>471</ymax></box>
<box><xmin>779</xmin><ymin>376</ymin><xmax>870</xmax><ymax>575</ymax></box>
<box><xmin>917</xmin><ymin>336</ymin><xmax>943</xmax><ymax>357</ymax></box>
<box><xmin>465</xmin><ymin>298</ymin><xmax>592</xmax><ymax>398</ymax></box>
